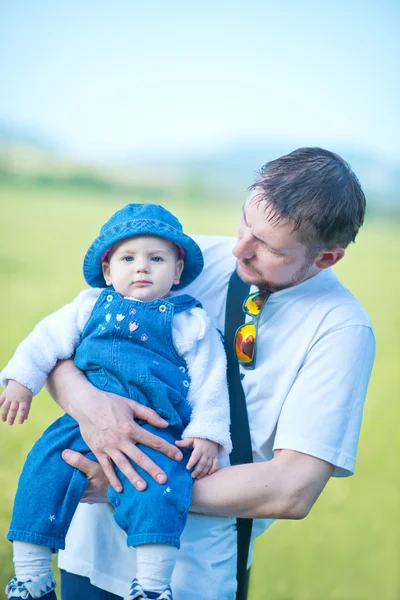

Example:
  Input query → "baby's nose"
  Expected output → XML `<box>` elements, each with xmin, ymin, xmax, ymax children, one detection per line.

<box><xmin>136</xmin><ymin>259</ymin><xmax>149</xmax><ymax>272</ymax></box>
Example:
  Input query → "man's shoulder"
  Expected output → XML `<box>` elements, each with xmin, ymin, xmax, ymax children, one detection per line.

<box><xmin>186</xmin><ymin>235</ymin><xmax>237</xmax><ymax>286</ymax></box>
<box><xmin>191</xmin><ymin>234</ymin><xmax>237</xmax><ymax>257</ymax></box>
<box><xmin>307</xmin><ymin>269</ymin><xmax>373</xmax><ymax>332</ymax></box>
<box><xmin>181</xmin><ymin>235</ymin><xmax>237</xmax><ymax>327</ymax></box>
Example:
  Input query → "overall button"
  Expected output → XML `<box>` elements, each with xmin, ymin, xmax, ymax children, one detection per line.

<box><xmin>106</xmin><ymin>294</ymin><xmax>113</xmax><ymax>303</ymax></box>
<box><xmin>179</xmin><ymin>366</ymin><xmax>186</xmax><ymax>373</ymax></box>
<box><xmin>159</xmin><ymin>305</ymin><xmax>167</xmax><ymax>313</ymax></box>
<box><xmin>183</xmin><ymin>380</ymin><xmax>190</xmax><ymax>388</ymax></box>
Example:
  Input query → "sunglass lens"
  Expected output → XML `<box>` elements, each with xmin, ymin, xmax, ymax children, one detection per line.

<box><xmin>243</xmin><ymin>292</ymin><xmax>268</xmax><ymax>316</ymax></box>
<box><xmin>235</xmin><ymin>323</ymin><xmax>256</xmax><ymax>363</ymax></box>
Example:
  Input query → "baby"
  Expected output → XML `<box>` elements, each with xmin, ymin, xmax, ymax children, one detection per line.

<box><xmin>0</xmin><ymin>203</ymin><xmax>231</xmax><ymax>600</ymax></box>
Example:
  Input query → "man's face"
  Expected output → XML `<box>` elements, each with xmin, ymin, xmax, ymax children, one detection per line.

<box><xmin>233</xmin><ymin>190</ymin><xmax>319</xmax><ymax>291</ymax></box>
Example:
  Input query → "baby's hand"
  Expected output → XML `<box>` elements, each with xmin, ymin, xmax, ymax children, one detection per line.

<box><xmin>0</xmin><ymin>380</ymin><xmax>33</xmax><ymax>425</ymax></box>
<box><xmin>175</xmin><ymin>437</ymin><xmax>219</xmax><ymax>479</ymax></box>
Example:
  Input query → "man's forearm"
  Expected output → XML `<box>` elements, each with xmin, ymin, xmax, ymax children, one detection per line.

<box><xmin>191</xmin><ymin>450</ymin><xmax>334</xmax><ymax>520</ymax></box>
<box><xmin>47</xmin><ymin>359</ymin><xmax>91</xmax><ymax>419</ymax></box>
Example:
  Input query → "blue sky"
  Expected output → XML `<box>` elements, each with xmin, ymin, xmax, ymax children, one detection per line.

<box><xmin>1</xmin><ymin>0</ymin><xmax>399</xmax><ymax>162</ymax></box>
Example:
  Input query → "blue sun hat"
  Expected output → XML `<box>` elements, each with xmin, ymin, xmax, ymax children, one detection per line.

<box><xmin>83</xmin><ymin>203</ymin><xmax>204</xmax><ymax>290</ymax></box>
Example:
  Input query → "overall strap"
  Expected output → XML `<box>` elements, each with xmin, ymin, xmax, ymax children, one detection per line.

<box><xmin>223</xmin><ymin>269</ymin><xmax>252</xmax><ymax>600</ymax></box>
<box><xmin>168</xmin><ymin>293</ymin><xmax>202</xmax><ymax>313</ymax></box>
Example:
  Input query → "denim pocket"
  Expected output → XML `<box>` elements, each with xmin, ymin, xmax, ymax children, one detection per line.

<box><xmin>87</xmin><ymin>367</ymin><xmax>108</xmax><ymax>390</ymax></box>
<box><xmin>138</xmin><ymin>375</ymin><xmax>182</xmax><ymax>426</ymax></box>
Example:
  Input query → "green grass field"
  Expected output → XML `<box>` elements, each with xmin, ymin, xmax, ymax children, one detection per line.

<box><xmin>0</xmin><ymin>184</ymin><xmax>399</xmax><ymax>599</ymax></box>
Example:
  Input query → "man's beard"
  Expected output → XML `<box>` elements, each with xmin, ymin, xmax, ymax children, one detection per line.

<box><xmin>236</xmin><ymin>258</ymin><xmax>315</xmax><ymax>292</ymax></box>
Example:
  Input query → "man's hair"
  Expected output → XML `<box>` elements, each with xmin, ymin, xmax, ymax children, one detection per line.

<box><xmin>249</xmin><ymin>147</ymin><xmax>366</xmax><ymax>250</ymax></box>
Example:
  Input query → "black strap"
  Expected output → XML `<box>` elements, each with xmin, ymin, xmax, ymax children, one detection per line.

<box><xmin>223</xmin><ymin>270</ymin><xmax>252</xmax><ymax>600</ymax></box>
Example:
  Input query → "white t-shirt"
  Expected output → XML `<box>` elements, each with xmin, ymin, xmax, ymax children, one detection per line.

<box><xmin>58</xmin><ymin>235</ymin><xmax>375</xmax><ymax>600</ymax></box>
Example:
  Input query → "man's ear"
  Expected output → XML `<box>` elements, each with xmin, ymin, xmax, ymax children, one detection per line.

<box><xmin>102</xmin><ymin>261</ymin><xmax>112</xmax><ymax>286</ymax></box>
<box><xmin>174</xmin><ymin>259</ymin><xmax>184</xmax><ymax>285</ymax></box>
<box><xmin>314</xmin><ymin>248</ymin><xmax>345</xmax><ymax>270</ymax></box>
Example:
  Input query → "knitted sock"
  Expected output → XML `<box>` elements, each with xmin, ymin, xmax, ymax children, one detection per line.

<box><xmin>13</xmin><ymin>541</ymin><xmax>53</xmax><ymax>580</ymax></box>
<box><xmin>136</xmin><ymin>543</ymin><xmax>177</xmax><ymax>594</ymax></box>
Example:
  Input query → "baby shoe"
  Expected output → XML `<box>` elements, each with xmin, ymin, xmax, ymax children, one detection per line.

<box><xmin>143</xmin><ymin>589</ymin><xmax>173</xmax><ymax>600</ymax></box>
<box><xmin>155</xmin><ymin>586</ymin><xmax>173</xmax><ymax>600</ymax></box>
<box><xmin>5</xmin><ymin>573</ymin><xmax>57</xmax><ymax>599</ymax></box>
<box><xmin>127</xmin><ymin>580</ymin><xmax>173</xmax><ymax>600</ymax></box>
<box><xmin>127</xmin><ymin>579</ymin><xmax>147</xmax><ymax>599</ymax></box>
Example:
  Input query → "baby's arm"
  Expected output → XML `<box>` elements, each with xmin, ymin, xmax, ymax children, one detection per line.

<box><xmin>0</xmin><ymin>288</ymin><xmax>100</xmax><ymax>422</ymax></box>
<box><xmin>0</xmin><ymin>380</ymin><xmax>33</xmax><ymax>425</ymax></box>
<box><xmin>175</xmin><ymin>307</ymin><xmax>232</xmax><ymax>478</ymax></box>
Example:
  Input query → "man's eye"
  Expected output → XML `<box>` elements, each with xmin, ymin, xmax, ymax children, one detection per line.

<box><xmin>151</xmin><ymin>256</ymin><xmax>162</xmax><ymax>262</ymax></box>
<box><xmin>264</xmin><ymin>245</ymin><xmax>280</xmax><ymax>256</ymax></box>
<box><xmin>123</xmin><ymin>256</ymin><xmax>133</xmax><ymax>262</ymax></box>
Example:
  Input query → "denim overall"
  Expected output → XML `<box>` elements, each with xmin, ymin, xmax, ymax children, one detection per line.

<box><xmin>8</xmin><ymin>289</ymin><xmax>199</xmax><ymax>551</ymax></box>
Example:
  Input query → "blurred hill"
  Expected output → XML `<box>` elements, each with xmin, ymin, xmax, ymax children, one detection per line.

<box><xmin>1</xmin><ymin>123</ymin><xmax>399</xmax><ymax>214</ymax></box>
<box><xmin>0</xmin><ymin>124</ymin><xmax>169</xmax><ymax>198</ymax></box>
<box><xmin>127</xmin><ymin>141</ymin><xmax>400</xmax><ymax>211</ymax></box>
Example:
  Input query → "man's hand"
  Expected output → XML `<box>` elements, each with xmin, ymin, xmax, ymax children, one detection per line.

<box><xmin>77</xmin><ymin>393</ymin><xmax>185</xmax><ymax>492</ymax></box>
<box><xmin>47</xmin><ymin>360</ymin><xmax>183</xmax><ymax>492</ymax></box>
<box><xmin>0</xmin><ymin>380</ymin><xmax>33</xmax><ymax>425</ymax></box>
<box><xmin>176</xmin><ymin>437</ymin><xmax>219</xmax><ymax>479</ymax></box>
<box><xmin>62</xmin><ymin>450</ymin><xmax>110</xmax><ymax>504</ymax></box>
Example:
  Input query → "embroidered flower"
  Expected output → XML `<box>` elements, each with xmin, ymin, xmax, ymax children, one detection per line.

<box><xmin>141</xmin><ymin>334</ymin><xmax>148</xmax><ymax>342</ymax></box>
<box><xmin>129</xmin><ymin>308</ymin><xmax>137</xmax><ymax>315</ymax></box>
<box><xmin>129</xmin><ymin>321</ymin><xmax>139</xmax><ymax>332</ymax></box>
<box><xmin>105</xmin><ymin>313</ymin><xmax>112</xmax><ymax>323</ymax></box>
<box><xmin>116</xmin><ymin>314</ymin><xmax>125</xmax><ymax>322</ymax></box>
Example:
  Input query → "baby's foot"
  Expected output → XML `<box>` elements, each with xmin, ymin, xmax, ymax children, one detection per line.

<box><xmin>127</xmin><ymin>579</ymin><xmax>147</xmax><ymax>599</ymax></box>
<box><xmin>127</xmin><ymin>579</ymin><xmax>173</xmax><ymax>600</ymax></box>
<box><xmin>155</xmin><ymin>586</ymin><xmax>173</xmax><ymax>600</ymax></box>
<box><xmin>5</xmin><ymin>573</ymin><xmax>57</xmax><ymax>599</ymax></box>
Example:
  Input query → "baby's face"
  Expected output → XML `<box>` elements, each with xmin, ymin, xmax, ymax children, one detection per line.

<box><xmin>102</xmin><ymin>235</ymin><xmax>184</xmax><ymax>301</ymax></box>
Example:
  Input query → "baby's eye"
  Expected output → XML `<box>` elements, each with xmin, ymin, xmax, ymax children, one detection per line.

<box><xmin>151</xmin><ymin>256</ymin><xmax>162</xmax><ymax>262</ymax></box>
<box><xmin>122</xmin><ymin>256</ymin><xmax>134</xmax><ymax>262</ymax></box>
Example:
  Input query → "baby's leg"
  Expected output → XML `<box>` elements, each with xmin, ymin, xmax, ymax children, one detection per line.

<box><xmin>135</xmin><ymin>544</ymin><xmax>177</xmax><ymax>597</ymax></box>
<box><xmin>108</xmin><ymin>423</ymin><xmax>192</xmax><ymax>599</ymax></box>
<box><xmin>6</xmin><ymin>541</ymin><xmax>56</xmax><ymax>599</ymax></box>
<box><xmin>6</xmin><ymin>414</ymin><xmax>94</xmax><ymax>599</ymax></box>
<box><xmin>8</xmin><ymin>414</ymin><xmax>92</xmax><ymax>548</ymax></box>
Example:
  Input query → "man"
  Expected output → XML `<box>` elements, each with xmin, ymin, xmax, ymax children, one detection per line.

<box><xmin>48</xmin><ymin>147</ymin><xmax>375</xmax><ymax>600</ymax></box>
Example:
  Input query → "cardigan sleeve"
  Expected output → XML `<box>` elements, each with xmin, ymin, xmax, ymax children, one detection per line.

<box><xmin>0</xmin><ymin>288</ymin><xmax>101</xmax><ymax>395</ymax></box>
<box><xmin>176</xmin><ymin>307</ymin><xmax>232</xmax><ymax>456</ymax></box>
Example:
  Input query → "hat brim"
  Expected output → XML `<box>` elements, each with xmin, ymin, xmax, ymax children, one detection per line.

<box><xmin>83</xmin><ymin>219</ymin><xmax>204</xmax><ymax>290</ymax></box>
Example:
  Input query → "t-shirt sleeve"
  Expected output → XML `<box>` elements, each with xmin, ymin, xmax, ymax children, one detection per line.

<box><xmin>273</xmin><ymin>324</ymin><xmax>375</xmax><ymax>477</ymax></box>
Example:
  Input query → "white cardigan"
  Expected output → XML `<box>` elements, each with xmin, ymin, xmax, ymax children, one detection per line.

<box><xmin>0</xmin><ymin>288</ymin><xmax>232</xmax><ymax>455</ymax></box>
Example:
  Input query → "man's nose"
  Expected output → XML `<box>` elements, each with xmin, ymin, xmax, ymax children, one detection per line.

<box><xmin>233</xmin><ymin>229</ymin><xmax>255</xmax><ymax>259</ymax></box>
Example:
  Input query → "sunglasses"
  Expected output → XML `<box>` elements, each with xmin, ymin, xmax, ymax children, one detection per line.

<box><xmin>234</xmin><ymin>290</ymin><xmax>270</xmax><ymax>369</ymax></box>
